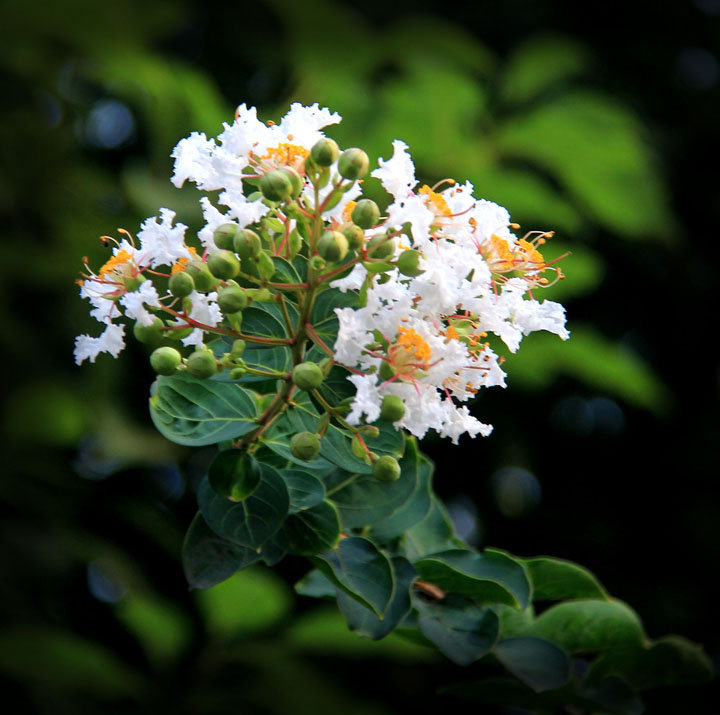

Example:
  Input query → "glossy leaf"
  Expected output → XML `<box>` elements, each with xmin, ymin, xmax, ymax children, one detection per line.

<box><xmin>403</xmin><ymin>495</ymin><xmax>458</xmax><ymax>560</ymax></box>
<box><xmin>295</xmin><ymin>568</ymin><xmax>337</xmax><ymax>600</ymax></box>
<box><xmin>415</xmin><ymin>549</ymin><xmax>531</xmax><ymax>610</ymax></box>
<box><xmin>282</xmin><ymin>500</ymin><xmax>341</xmax><ymax>555</ymax></box>
<box><xmin>208</xmin><ymin>449</ymin><xmax>260</xmax><ymax>501</ymax></box>
<box><xmin>279</xmin><ymin>468</ymin><xmax>327</xmax><ymax>513</ymax></box>
<box><xmin>494</xmin><ymin>637</ymin><xmax>570</xmax><ymax>692</ymax></box>
<box><xmin>524</xmin><ymin>556</ymin><xmax>608</xmax><ymax>601</ymax></box>
<box><xmin>149</xmin><ymin>373</ymin><xmax>259</xmax><ymax>446</ymax></box>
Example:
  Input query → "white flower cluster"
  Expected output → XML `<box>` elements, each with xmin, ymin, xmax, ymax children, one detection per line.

<box><xmin>332</xmin><ymin>141</ymin><xmax>569</xmax><ymax>443</ymax></box>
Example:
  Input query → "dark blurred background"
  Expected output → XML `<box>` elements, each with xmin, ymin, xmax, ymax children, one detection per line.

<box><xmin>1</xmin><ymin>0</ymin><xmax>718</xmax><ymax>712</ymax></box>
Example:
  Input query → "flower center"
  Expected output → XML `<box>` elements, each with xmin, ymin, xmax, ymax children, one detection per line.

<box><xmin>262</xmin><ymin>142</ymin><xmax>310</xmax><ymax>169</ymax></box>
<box><xmin>99</xmin><ymin>249</ymin><xmax>135</xmax><ymax>280</ymax></box>
<box><xmin>419</xmin><ymin>185</ymin><xmax>452</xmax><ymax>218</ymax></box>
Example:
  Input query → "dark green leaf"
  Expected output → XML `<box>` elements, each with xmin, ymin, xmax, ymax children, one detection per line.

<box><xmin>279</xmin><ymin>468</ymin><xmax>327</xmax><ymax>512</ymax></box>
<box><xmin>415</xmin><ymin>549</ymin><xmax>531</xmax><ymax>610</ymax></box>
<box><xmin>182</xmin><ymin>512</ymin><xmax>261</xmax><ymax>589</ymax></box>
<box><xmin>239</xmin><ymin>345</ymin><xmax>292</xmax><ymax>383</ymax></box>
<box><xmin>295</xmin><ymin>569</ymin><xmax>337</xmax><ymax>600</ymax></box>
<box><xmin>575</xmin><ymin>676</ymin><xmax>645</xmax><ymax>715</ymax></box>
<box><xmin>208</xmin><ymin>449</ymin><xmax>260</xmax><ymax>501</ymax></box>
<box><xmin>403</xmin><ymin>496</ymin><xmax>457</xmax><ymax>560</ymax></box>
<box><xmin>282</xmin><ymin>500</ymin><xmax>341</xmax><ymax>555</ymax></box>
<box><xmin>495</xmin><ymin>637</ymin><xmax>570</xmax><ymax>692</ymax></box>
<box><xmin>524</xmin><ymin>556</ymin><xmax>608</xmax><ymax>601</ymax></box>
<box><xmin>149</xmin><ymin>373</ymin><xmax>259</xmax><ymax>446</ymax></box>
<box><xmin>198</xmin><ymin>459</ymin><xmax>289</xmax><ymax>550</ymax></box>
<box><xmin>415</xmin><ymin>593</ymin><xmax>499</xmax><ymax>665</ymax></box>
<box><xmin>270</xmin><ymin>255</ymin><xmax>302</xmax><ymax>284</ymax></box>
<box><xmin>310</xmin><ymin>536</ymin><xmax>394</xmax><ymax>617</ymax></box>
<box><xmin>240</xmin><ymin>303</ymin><xmax>295</xmax><ymax>339</ymax></box>
<box><xmin>496</xmin><ymin>603</ymin><xmax>535</xmax><ymax>638</ymax></box>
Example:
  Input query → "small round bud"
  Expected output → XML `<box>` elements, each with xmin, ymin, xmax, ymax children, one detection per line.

<box><xmin>292</xmin><ymin>361</ymin><xmax>324</xmax><ymax>391</ymax></box>
<box><xmin>133</xmin><ymin>317</ymin><xmax>164</xmax><ymax>344</ymax></box>
<box><xmin>290</xmin><ymin>431</ymin><xmax>322</xmax><ymax>461</ymax></box>
<box><xmin>352</xmin><ymin>199</ymin><xmax>380</xmax><ymax>229</ymax></box>
<box><xmin>366</xmin><ymin>234</ymin><xmax>396</xmax><ymax>259</ymax></box>
<box><xmin>338</xmin><ymin>148</ymin><xmax>369</xmax><ymax>180</ymax></box>
<box><xmin>213</xmin><ymin>223</ymin><xmax>238</xmax><ymax>250</ymax></box>
<box><xmin>380</xmin><ymin>395</ymin><xmax>405</xmax><ymax>422</ymax></box>
<box><xmin>397</xmin><ymin>249</ymin><xmax>423</xmax><ymax>277</ymax></box>
<box><xmin>342</xmin><ymin>223</ymin><xmax>365</xmax><ymax>250</ymax></box>
<box><xmin>317</xmin><ymin>230</ymin><xmax>349</xmax><ymax>263</ymax></box>
<box><xmin>186</xmin><ymin>349</ymin><xmax>218</xmax><ymax>379</ymax></box>
<box><xmin>150</xmin><ymin>346</ymin><xmax>181</xmax><ymax>376</ymax></box>
<box><xmin>229</xmin><ymin>367</ymin><xmax>247</xmax><ymax>380</ymax></box>
<box><xmin>282</xmin><ymin>167</ymin><xmax>304</xmax><ymax>198</ymax></box>
<box><xmin>230</xmin><ymin>339</ymin><xmax>246</xmax><ymax>358</ymax></box>
<box><xmin>359</xmin><ymin>425</ymin><xmax>380</xmax><ymax>438</ymax></box>
<box><xmin>311</xmin><ymin>137</ymin><xmax>340</xmax><ymax>166</ymax></box>
<box><xmin>207</xmin><ymin>250</ymin><xmax>240</xmax><ymax>280</ymax></box>
<box><xmin>309</xmin><ymin>255</ymin><xmax>326</xmax><ymax>272</ymax></box>
<box><xmin>259</xmin><ymin>169</ymin><xmax>293</xmax><ymax>202</ymax></box>
<box><xmin>186</xmin><ymin>263</ymin><xmax>216</xmax><ymax>292</ymax></box>
<box><xmin>379</xmin><ymin>360</ymin><xmax>396</xmax><ymax>381</ymax></box>
<box><xmin>218</xmin><ymin>286</ymin><xmax>249</xmax><ymax>313</ymax></box>
<box><xmin>373</xmin><ymin>455</ymin><xmax>401</xmax><ymax>482</ymax></box>
<box><xmin>233</xmin><ymin>229</ymin><xmax>262</xmax><ymax>258</ymax></box>
<box><xmin>168</xmin><ymin>270</ymin><xmax>195</xmax><ymax>298</ymax></box>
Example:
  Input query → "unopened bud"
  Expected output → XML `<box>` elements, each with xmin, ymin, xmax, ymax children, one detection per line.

<box><xmin>229</xmin><ymin>367</ymin><xmax>247</xmax><ymax>379</ymax></box>
<box><xmin>317</xmin><ymin>230</ymin><xmax>349</xmax><ymax>263</ymax></box>
<box><xmin>380</xmin><ymin>394</ymin><xmax>405</xmax><ymax>422</ymax></box>
<box><xmin>186</xmin><ymin>262</ymin><xmax>216</xmax><ymax>292</ymax></box>
<box><xmin>283</xmin><ymin>167</ymin><xmax>304</xmax><ymax>198</ymax></box>
<box><xmin>133</xmin><ymin>317</ymin><xmax>164</xmax><ymax>344</ymax></box>
<box><xmin>342</xmin><ymin>223</ymin><xmax>365</xmax><ymax>250</ymax></box>
<box><xmin>169</xmin><ymin>270</ymin><xmax>195</xmax><ymax>298</ymax></box>
<box><xmin>338</xmin><ymin>148</ymin><xmax>369</xmax><ymax>180</ymax></box>
<box><xmin>230</xmin><ymin>339</ymin><xmax>246</xmax><ymax>358</ymax></box>
<box><xmin>259</xmin><ymin>168</ymin><xmax>293</xmax><ymax>202</ymax></box>
<box><xmin>218</xmin><ymin>286</ymin><xmax>249</xmax><ymax>313</ymax></box>
<box><xmin>366</xmin><ymin>234</ymin><xmax>396</xmax><ymax>259</ymax></box>
<box><xmin>233</xmin><ymin>229</ymin><xmax>262</xmax><ymax>258</ymax></box>
<box><xmin>207</xmin><ymin>250</ymin><xmax>240</xmax><ymax>280</ymax></box>
<box><xmin>311</xmin><ymin>137</ymin><xmax>340</xmax><ymax>166</ymax></box>
<box><xmin>352</xmin><ymin>199</ymin><xmax>380</xmax><ymax>229</ymax></box>
<box><xmin>373</xmin><ymin>455</ymin><xmax>401</xmax><ymax>482</ymax></box>
<box><xmin>186</xmin><ymin>349</ymin><xmax>218</xmax><ymax>379</ymax></box>
<box><xmin>213</xmin><ymin>223</ymin><xmax>238</xmax><ymax>250</ymax></box>
<box><xmin>309</xmin><ymin>255</ymin><xmax>326</xmax><ymax>272</ymax></box>
<box><xmin>150</xmin><ymin>346</ymin><xmax>181</xmax><ymax>376</ymax></box>
<box><xmin>292</xmin><ymin>361</ymin><xmax>324</xmax><ymax>391</ymax></box>
<box><xmin>397</xmin><ymin>249</ymin><xmax>423</xmax><ymax>277</ymax></box>
<box><xmin>288</xmin><ymin>228</ymin><xmax>303</xmax><ymax>258</ymax></box>
<box><xmin>290</xmin><ymin>431</ymin><xmax>321</xmax><ymax>461</ymax></box>
<box><xmin>358</xmin><ymin>425</ymin><xmax>380</xmax><ymax>438</ymax></box>
<box><xmin>255</xmin><ymin>251</ymin><xmax>276</xmax><ymax>281</ymax></box>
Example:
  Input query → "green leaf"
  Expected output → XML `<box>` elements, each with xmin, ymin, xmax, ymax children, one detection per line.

<box><xmin>149</xmin><ymin>372</ymin><xmax>259</xmax><ymax>446</ymax></box>
<box><xmin>241</xmin><ymin>303</ymin><xmax>294</xmax><ymax>339</ymax></box>
<box><xmin>575</xmin><ymin>676</ymin><xmax>645</xmax><ymax>715</ymax></box>
<box><xmin>329</xmin><ymin>436</ymin><xmax>418</xmax><ymax>528</ymax></box>
<box><xmin>310</xmin><ymin>536</ymin><xmax>394</xmax><ymax>617</ymax></box>
<box><xmin>496</xmin><ymin>603</ymin><xmax>536</xmax><ymax>638</ymax></box>
<box><xmin>198</xmin><ymin>459</ymin><xmax>290</xmax><ymax>550</ymax></box>
<box><xmin>208</xmin><ymin>449</ymin><xmax>260</xmax><ymax>501</ymax></box>
<box><xmin>415</xmin><ymin>549</ymin><xmax>531</xmax><ymax>610</ymax></box>
<box><xmin>528</xmin><ymin>599</ymin><xmax>646</xmax><ymax>654</ymax></box>
<box><xmin>270</xmin><ymin>255</ymin><xmax>302</xmax><ymax>284</ymax></box>
<box><xmin>182</xmin><ymin>512</ymin><xmax>261</xmax><ymax>589</ymax></box>
<box><xmin>261</xmin><ymin>410</ymin><xmax>335</xmax><ymax>473</ymax></box>
<box><xmin>239</xmin><ymin>345</ymin><xmax>292</xmax><ymax>383</ymax></box>
<box><xmin>494</xmin><ymin>637</ymin><xmax>570</xmax><ymax>692</ymax></box>
<box><xmin>414</xmin><ymin>593</ymin><xmax>499</xmax><ymax>666</ymax></box>
<box><xmin>279</xmin><ymin>468</ymin><xmax>327</xmax><ymax>513</ymax></box>
<box><xmin>403</xmin><ymin>496</ymin><xmax>457</xmax><ymax>560</ymax></box>
<box><xmin>523</xmin><ymin>556</ymin><xmax>609</xmax><ymax>601</ymax></box>
<box><xmin>336</xmin><ymin>557</ymin><xmax>417</xmax><ymax>640</ymax></box>
<box><xmin>295</xmin><ymin>568</ymin><xmax>337</xmax><ymax>600</ymax></box>
<box><xmin>282</xmin><ymin>500</ymin><xmax>341</xmax><ymax>555</ymax></box>
<box><xmin>309</xmin><ymin>287</ymin><xmax>357</xmax><ymax>344</ymax></box>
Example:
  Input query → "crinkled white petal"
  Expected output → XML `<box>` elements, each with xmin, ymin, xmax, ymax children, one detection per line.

<box><xmin>371</xmin><ymin>140</ymin><xmax>417</xmax><ymax>199</ymax></box>
<box><xmin>278</xmin><ymin>102</ymin><xmax>341</xmax><ymax>147</ymax></box>
<box><xmin>345</xmin><ymin>374</ymin><xmax>382</xmax><ymax>425</ymax></box>
<box><xmin>197</xmin><ymin>198</ymin><xmax>236</xmax><ymax>254</ymax></box>
<box><xmin>171</xmin><ymin>132</ymin><xmax>218</xmax><ymax>189</ymax></box>
<box><xmin>330</xmin><ymin>263</ymin><xmax>367</xmax><ymax>293</ymax></box>
<box><xmin>74</xmin><ymin>323</ymin><xmax>126</xmax><ymax>365</ymax></box>
<box><xmin>137</xmin><ymin>209</ymin><xmax>191</xmax><ymax>268</ymax></box>
<box><xmin>120</xmin><ymin>281</ymin><xmax>161</xmax><ymax>326</ymax></box>
<box><xmin>438</xmin><ymin>401</ymin><xmax>492</xmax><ymax>444</ymax></box>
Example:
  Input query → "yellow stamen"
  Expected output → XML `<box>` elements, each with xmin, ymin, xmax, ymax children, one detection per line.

<box><xmin>397</xmin><ymin>327</ymin><xmax>432</xmax><ymax>362</ymax></box>
<box><xmin>343</xmin><ymin>201</ymin><xmax>357</xmax><ymax>223</ymax></box>
<box><xmin>99</xmin><ymin>249</ymin><xmax>133</xmax><ymax>278</ymax></box>
<box><xmin>419</xmin><ymin>185</ymin><xmax>452</xmax><ymax>218</ymax></box>
<box><xmin>262</xmin><ymin>142</ymin><xmax>310</xmax><ymax>166</ymax></box>
<box><xmin>171</xmin><ymin>247</ymin><xmax>198</xmax><ymax>275</ymax></box>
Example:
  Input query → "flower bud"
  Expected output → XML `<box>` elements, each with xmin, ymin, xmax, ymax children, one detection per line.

<box><xmin>259</xmin><ymin>168</ymin><xmax>293</xmax><ymax>202</ymax></box>
<box><xmin>186</xmin><ymin>262</ymin><xmax>216</xmax><ymax>292</ymax></box>
<box><xmin>283</xmin><ymin>167</ymin><xmax>304</xmax><ymax>198</ymax></box>
<box><xmin>397</xmin><ymin>249</ymin><xmax>423</xmax><ymax>277</ymax></box>
<box><xmin>290</xmin><ymin>431</ymin><xmax>322</xmax><ymax>461</ymax></box>
<box><xmin>213</xmin><ymin>223</ymin><xmax>238</xmax><ymax>250</ymax></box>
<box><xmin>186</xmin><ymin>349</ymin><xmax>218</xmax><ymax>379</ymax></box>
<box><xmin>380</xmin><ymin>394</ymin><xmax>405</xmax><ymax>422</ymax></box>
<box><xmin>230</xmin><ymin>339</ymin><xmax>246</xmax><ymax>359</ymax></box>
<box><xmin>366</xmin><ymin>234</ymin><xmax>396</xmax><ymax>259</ymax></box>
<box><xmin>352</xmin><ymin>199</ymin><xmax>380</xmax><ymax>229</ymax></box>
<box><xmin>338</xmin><ymin>148</ymin><xmax>369</xmax><ymax>180</ymax></box>
<box><xmin>342</xmin><ymin>223</ymin><xmax>365</xmax><ymax>250</ymax></box>
<box><xmin>150</xmin><ymin>346</ymin><xmax>181</xmax><ymax>376</ymax></box>
<box><xmin>373</xmin><ymin>455</ymin><xmax>401</xmax><ymax>482</ymax></box>
<box><xmin>317</xmin><ymin>230</ymin><xmax>349</xmax><ymax>263</ymax></box>
<box><xmin>218</xmin><ymin>286</ymin><xmax>249</xmax><ymax>313</ymax></box>
<box><xmin>358</xmin><ymin>425</ymin><xmax>380</xmax><ymax>438</ymax></box>
<box><xmin>309</xmin><ymin>255</ymin><xmax>326</xmax><ymax>272</ymax></box>
<box><xmin>207</xmin><ymin>250</ymin><xmax>240</xmax><ymax>280</ymax></box>
<box><xmin>255</xmin><ymin>251</ymin><xmax>276</xmax><ymax>281</ymax></box>
<box><xmin>311</xmin><ymin>137</ymin><xmax>340</xmax><ymax>167</ymax></box>
<box><xmin>288</xmin><ymin>228</ymin><xmax>303</xmax><ymax>258</ymax></box>
<box><xmin>229</xmin><ymin>367</ymin><xmax>247</xmax><ymax>379</ymax></box>
<box><xmin>133</xmin><ymin>317</ymin><xmax>164</xmax><ymax>344</ymax></box>
<box><xmin>292</xmin><ymin>361</ymin><xmax>324</xmax><ymax>391</ymax></box>
<box><xmin>233</xmin><ymin>228</ymin><xmax>262</xmax><ymax>258</ymax></box>
<box><xmin>123</xmin><ymin>274</ymin><xmax>146</xmax><ymax>292</ymax></box>
<box><xmin>168</xmin><ymin>270</ymin><xmax>195</xmax><ymax>298</ymax></box>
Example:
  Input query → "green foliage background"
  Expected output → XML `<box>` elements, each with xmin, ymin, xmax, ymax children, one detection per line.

<box><xmin>1</xmin><ymin>0</ymin><xmax>717</xmax><ymax>712</ymax></box>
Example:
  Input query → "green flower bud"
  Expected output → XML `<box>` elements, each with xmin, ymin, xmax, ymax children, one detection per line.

<box><xmin>150</xmin><ymin>346</ymin><xmax>181</xmax><ymax>376</ymax></box>
<box><xmin>186</xmin><ymin>349</ymin><xmax>218</xmax><ymax>379</ymax></box>
<box><xmin>207</xmin><ymin>250</ymin><xmax>240</xmax><ymax>280</ymax></box>
<box><xmin>255</xmin><ymin>251</ymin><xmax>276</xmax><ymax>281</ymax></box>
<box><xmin>379</xmin><ymin>360</ymin><xmax>396</xmax><ymax>381</ymax></box>
<box><xmin>229</xmin><ymin>367</ymin><xmax>247</xmax><ymax>380</ymax></box>
<box><xmin>338</xmin><ymin>148</ymin><xmax>369</xmax><ymax>180</ymax></box>
<box><xmin>123</xmin><ymin>274</ymin><xmax>146</xmax><ymax>292</ymax></box>
<box><xmin>282</xmin><ymin>167</ymin><xmax>304</xmax><ymax>198</ymax></box>
<box><xmin>288</xmin><ymin>228</ymin><xmax>303</xmax><ymax>258</ymax></box>
<box><xmin>397</xmin><ymin>249</ymin><xmax>424</xmax><ymax>277</ymax></box>
<box><xmin>317</xmin><ymin>230</ymin><xmax>349</xmax><ymax>263</ymax></box>
<box><xmin>311</xmin><ymin>137</ymin><xmax>340</xmax><ymax>166</ymax></box>
<box><xmin>352</xmin><ymin>199</ymin><xmax>380</xmax><ymax>229</ymax></box>
<box><xmin>309</xmin><ymin>255</ymin><xmax>326</xmax><ymax>272</ymax></box>
<box><xmin>186</xmin><ymin>262</ymin><xmax>216</xmax><ymax>292</ymax></box>
<box><xmin>373</xmin><ymin>455</ymin><xmax>401</xmax><ymax>482</ymax></box>
<box><xmin>292</xmin><ymin>361</ymin><xmax>324</xmax><ymax>391</ymax></box>
<box><xmin>380</xmin><ymin>394</ymin><xmax>405</xmax><ymax>422</ymax></box>
<box><xmin>168</xmin><ymin>270</ymin><xmax>195</xmax><ymax>298</ymax></box>
<box><xmin>133</xmin><ymin>317</ymin><xmax>164</xmax><ymax>344</ymax></box>
<box><xmin>367</xmin><ymin>234</ymin><xmax>396</xmax><ymax>259</ymax></box>
<box><xmin>217</xmin><ymin>286</ymin><xmax>249</xmax><ymax>313</ymax></box>
<box><xmin>233</xmin><ymin>228</ymin><xmax>262</xmax><ymax>258</ymax></box>
<box><xmin>290</xmin><ymin>431</ymin><xmax>321</xmax><ymax>461</ymax></box>
<box><xmin>213</xmin><ymin>223</ymin><xmax>238</xmax><ymax>250</ymax></box>
<box><xmin>259</xmin><ymin>168</ymin><xmax>293</xmax><ymax>202</ymax></box>
<box><xmin>342</xmin><ymin>223</ymin><xmax>365</xmax><ymax>250</ymax></box>
<box><xmin>230</xmin><ymin>339</ymin><xmax>246</xmax><ymax>358</ymax></box>
<box><xmin>358</xmin><ymin>425</ymin><xmax>380</xmax><ymax>438</ymax></box>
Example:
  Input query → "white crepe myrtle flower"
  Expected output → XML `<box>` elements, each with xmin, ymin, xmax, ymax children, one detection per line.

<box><xmin>120</xmin><ymin>280</ymin><xmax>162</xmax><ymax>327</ymax></box>
<box><xmin>74</xmin><ymin>323</ymin><xmax>126</xmax><ymax>365</ymax></box>
<box><xmin>137</xmin><ymin>209</ymin><xmax>191</xmax><ymax>268</ymax></box>
<box><xmin>181</xmin><ymin>291</ymin><xmax>223</xmax><ymax>348</ymax></box>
